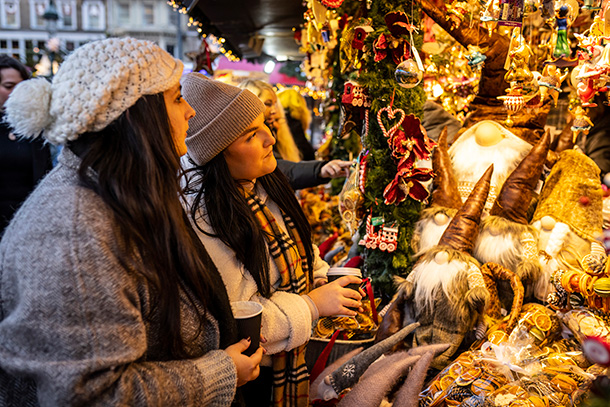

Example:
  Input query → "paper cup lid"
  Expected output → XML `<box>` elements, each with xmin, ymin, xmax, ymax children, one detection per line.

<box><xmin>231</xmin><ymin>301</ymin><xmax>263</xmax><ymax>318</ymax></box>
<box><xmin>327</xmin><ymin>267</ymin><xmax>362</xmax><ymax>277</ymax></box>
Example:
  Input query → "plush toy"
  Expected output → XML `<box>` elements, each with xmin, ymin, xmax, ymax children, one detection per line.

<box><xmin>473</xmin><ymin>130</ymin><xmax>550</xmax><ymax>305</ymax></box>
<box><xmin>379</xmin><ymin>166</ymin><xmax>494</xmax><ymax>370</ymax></box>
<box><xmin>531</xmin><ymin>149</ymin><xmax>606</xmax><ymax>300</ymax></box>
<box><xmin>449</xmin><ymin>120</ymin><xmax>532</xmax><ymax>210</ymax></box>
<box><xmin>411</xmin><ymin>126</ymin><xmax>462</xmax><ymax>256</ymax></box>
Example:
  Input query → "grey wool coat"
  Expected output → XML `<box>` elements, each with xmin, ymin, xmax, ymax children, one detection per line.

<box><xmin>0</xmin><ymin>148</ymin><xmax>238</xmax><ymax>406</ymax></box>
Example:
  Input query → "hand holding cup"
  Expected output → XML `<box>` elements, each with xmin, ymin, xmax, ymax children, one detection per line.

<box><xmin>307</xmin><ymin>268</ymin><xmax>363</xmax><ymax>317</ymax></box>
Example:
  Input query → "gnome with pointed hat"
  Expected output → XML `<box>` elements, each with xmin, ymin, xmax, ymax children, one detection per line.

<box><xmin>531</xmin><ymin>149</ymin><xmax>606</xmax><ymax>300</ymax></box>
<box><xmin>411</xmin><ymin>126</ymin><xmax>463</xmax><ymax>256</ymax></box>
<box><xmin>473</xmin><ymin>130</ymin><xmax>551</xmax><ymax>307</ymax></box>
<box><xmin>449</xmin><ymin>120</ymin><xmax>531</xmax><ymax>210</ymax></box>
<box><xmin>379</xmin><ymin>166</ymin><xmax>494</xmax><ymax>370</ymax></box>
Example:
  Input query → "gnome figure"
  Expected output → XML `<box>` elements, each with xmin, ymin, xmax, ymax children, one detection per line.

<box><xmin>449</xmin><ymin>120</ymin><xmax>532</xmax><ymax>210</ymax></box>
<box><xmin>531</xmin><ymin>149</ymin><xmax>606</xmax><ymax>300</ymax></box>
<box><xmin>383</xmin><ymin>166</ymin><xmax>494</xmax><ymax>370</ymax></box>
<box><xmin>412</xmin><ymin>126</ymin><xmax>463</xmax><ymax>256</ymax></box>
<box><xmin>473</xmin><ymin>130</ymin><xmax>551</xmax><ymax>305</ymax></box>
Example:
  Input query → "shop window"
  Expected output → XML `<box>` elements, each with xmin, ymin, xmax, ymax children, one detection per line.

<box><xmin>1</xmin><ymin>0</ymin><xmax>20</xmax><ymax>29</ymax></box>
<box><xmin>83</xmin><ymin>0</ymin><xmax>104</xmax><ymax>31</ymax></box>
<box><xmin>117</xmin><ymin>2</ymin><xmax>129</xmax><ymax>26</ymax></box>
<box><xmin>143</xmin><ymin>3</ymin><xmax>154</xmax><ymax>26</ymax></box>
<box><xmin>30</xmin><ymin>0</ymin><xmax>47</xmax><ymax>29</ymax></box>
<box><xmin>57</xmin><ymin>0</ymin><xmax>77</xmax><ymax>30</ymax></box>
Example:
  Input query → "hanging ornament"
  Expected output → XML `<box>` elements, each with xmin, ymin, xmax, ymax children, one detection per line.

<box><xmin>395</xmin><ymin>30</ymin><xmax>425</xmax><ymax>89</ymax></box>
<box><xmin>395</xmin><ymin>59</ymin><xmax>423</xmax><ymax>88</ymax></box>
<box><xmin>498</xmin><ymin>0</ymin><xmax>524</xmax><ymax>27</ymax></box>
<box><xmin>321</xmin><ymin>0</ymin><xmax>345</xmax><ymax>7</ymax></box>
<box><xmin>379</xmin><ymin>223</ymin><xmax>398</xmax><ymax>252</ymax></box>
<box><xmin>570</xmin><ymin>105</ymin><xmax>594</xmax><ymax>143</ymax></box>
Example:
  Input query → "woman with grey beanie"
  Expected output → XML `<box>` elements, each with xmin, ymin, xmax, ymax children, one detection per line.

<box><xmin>0</xmin><ymin>38</ymin><xmax>261</xmax><ymax>406</ymax></box>
<box><xmin>181</xmin><ymin>73</ymin><xmax>364</xmax><ymax>407</ymax></box>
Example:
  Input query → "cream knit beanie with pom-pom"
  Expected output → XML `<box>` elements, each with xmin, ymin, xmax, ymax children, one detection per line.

<box><xmin>5</xmin><ymin>37</ymin><xmax>183</xmax><ymax>145</ymax></box>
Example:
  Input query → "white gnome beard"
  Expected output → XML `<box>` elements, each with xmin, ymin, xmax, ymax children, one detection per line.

<box><xmin>449</xmin><ymin>133</ymin><xmax>531</xmax><ymax>204</ymax></box>
<box><xmin>532</xmin><ymin>220</ymin><xmax>570</xmax><ymax>300</ymax></box>
<box><xmin>413</xmin><ymin>215</ymin><xmax>452</xmax><ymax>256</ymax></box>
<box><xmin>473</xmin><ymin>228</ymin><xmax>521</xmax><ymax>272</ymax></box>
<box><xmin>412</xmin><ymin>257</ymin><xmax>470</xmax><ymax>314</ymax></box>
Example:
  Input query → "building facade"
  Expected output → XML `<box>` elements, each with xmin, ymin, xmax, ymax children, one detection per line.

<box><xmin>0</xmin><ymin>0</ymin><xmax>200</xmax><ymax>70</ymax></box>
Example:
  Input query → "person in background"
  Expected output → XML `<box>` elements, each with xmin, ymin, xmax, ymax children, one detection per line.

<box><xmin>182</xmin><ymin>73</ymin><xmax>364</xmax><ymax>407</ymax></box>
<box><xmin>277</xmin><ymin>88</ymin><xmax>316</xmax><ymax>161</ymax></box>
<box><xmin>0</xmin><ymin>55</ymin><xmax>52</xmax><ymax>236</ymax></box>
<box><xmin>0</xmin><ymin>38</ymin><xmax>261</xmax><ymax>406</ymax></box>
<box><xmin>239</xmin><ymin>79</ymin><xmax>302</xmax><ymax>162</ymax></box>
<box><xmin>239</xmin><ymin>79</ymin><xmax>351</xmax><ymax>190</ymax></box>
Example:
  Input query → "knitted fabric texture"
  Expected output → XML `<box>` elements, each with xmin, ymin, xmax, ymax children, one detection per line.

<box><xmin>532</xmin><ymin>149</ymin><xmax>603</xmax><ymax>242</ymax></box>
<box><xmin>327</xmin><ymin>322</ymin><xmax>419</xmax><ymax>395</ymax></box>
<box><xmin>5</xmin><ymin>37</ymin><xmax>183</xmax><ymax>145</ymax></box>
<box><xmin>182</xmin><ymin>73</ymin><xmax>264</xmax><ymax>165</ymax></box>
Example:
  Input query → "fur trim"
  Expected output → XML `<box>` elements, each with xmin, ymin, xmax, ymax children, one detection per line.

<box><xmin>392</xmin><ymin>350</ymin><xmax>441</xmax><ymax>407</ymax></box>
<box><xmin>412</xmin><ymin>247</ymin><xmax>478</xmax><ymax>321</ymax></box>
<box><xmin>465</xmin><ymin>286</ymin><xmax>490</xmax><ymax>313</ymax></box>
<box><xmin>474</xmin><ymin>216</ymin><xmax>541</xmax><ymax>283</ymax></box>
<box><xmin>542</xmin><ymin>221</ymin><xmax>570</xmax><ymax>257</ymax></box>
<box><xmin>413</xmin><ymin>208</ymin><xmax>456</xmax><ymax>256</ymax></box>
<box><xmin>449</xmin><ymin>122</ymin><xmax>532</xmax><ymax>196</ymax></box>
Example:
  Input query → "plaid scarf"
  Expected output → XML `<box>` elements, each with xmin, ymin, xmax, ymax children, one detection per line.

<box><xmin>246</xmin><ymin>191</ymin><xmax>311</xmax><ymax>407</ymax></box>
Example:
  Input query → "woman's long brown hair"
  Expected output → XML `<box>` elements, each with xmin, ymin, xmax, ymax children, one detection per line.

<box><xmin>69</xmin><ymin>93</ymin><xmax>220</xmax><ymax>358</ymax></box>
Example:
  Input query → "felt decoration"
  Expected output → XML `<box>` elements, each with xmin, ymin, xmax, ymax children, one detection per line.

<box><xmin>430</xmin><ymin>126</ymin><xmax>462</xmax><ymax>210</ymax></box>
<box><xmin>319</xmin><ymin>322</ymin><xmax>420</xmax><ymax>400</ymax></box>
<box><xmin>336</xmin><ymin>353</ymin><xmax>420</xmax><ymax>407</ymax></box>
<box><xmin>438</xmin><ymin>165</ymin><xmax>494</xmax><ymax>253</ymax></box>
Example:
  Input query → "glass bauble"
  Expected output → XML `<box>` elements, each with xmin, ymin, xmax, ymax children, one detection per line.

<box><xmin>395</xmin><ymin>59</ymin><xmax>422</xmax><ymax>89</ymax></box>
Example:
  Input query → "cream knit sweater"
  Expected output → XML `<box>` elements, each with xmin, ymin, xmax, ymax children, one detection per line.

<box><xmin>191</xmin><ymin>186</ymin><xmax>328</xmax><ymax>364</ymax></box>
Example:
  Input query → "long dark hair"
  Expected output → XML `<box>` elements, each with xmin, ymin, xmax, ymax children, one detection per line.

<box><xmin>185</xmin><ymin>155</ymin><xmax>314</xmax><ymax>298</ymax></box>
<box><xmin>68</xmin><ymin>93</ymin><xmax>218</xmax><ymax>358</ymax></box>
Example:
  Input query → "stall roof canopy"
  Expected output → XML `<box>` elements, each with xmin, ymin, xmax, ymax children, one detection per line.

<box><xmin>187</xmin><ymin>0</ymin><xmax>306</xmax><ymax>61</ymax></box>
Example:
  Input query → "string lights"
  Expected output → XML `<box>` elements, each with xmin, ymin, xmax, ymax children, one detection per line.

<box><xmin>167</xmin><ymin>0</ymin><xmax>241</xmax><ymax>61</ymax></box>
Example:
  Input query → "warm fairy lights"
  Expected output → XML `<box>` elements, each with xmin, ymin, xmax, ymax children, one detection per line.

<box><xmin>274</xmin><ymin>84</ymin><xmax>326</xmax><ymax>100</ymax></box>
<box><xmin>167</xmin><ymin>0</ymin><xmax>240</xmax><ymax>61</ymax></box>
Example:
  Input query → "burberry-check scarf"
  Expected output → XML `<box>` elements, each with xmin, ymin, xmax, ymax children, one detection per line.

<box><xmin>246</xmin><ymin>191</ymin><xmax>311</xmax><ymax>407</ymax></box>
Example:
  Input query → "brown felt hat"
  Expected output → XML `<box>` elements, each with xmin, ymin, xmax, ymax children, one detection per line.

<box><xmin>431</xmin><ymin>126</ymin><xmax>462</xmax><ymax>210</ymax></box>
<box><xmin>490</xmin><ymin>129</ymin><xmax>550</xmax><ymax>224</ymax></box>
<box><xmin>438</xmin><ymin>165</ymin><xmax>493</xmax><ymax>253</ymax></box>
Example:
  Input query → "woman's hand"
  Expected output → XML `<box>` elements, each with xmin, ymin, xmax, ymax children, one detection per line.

<box><xmin>307</xmin><ymin>275</ymin><xmax>363</xmax><ymax>317</ymax></box>
<box><xmin>225</xmin><ymin>338</ymin><xmax>264</xmax><ymax>386</ymax></box>
<box><xmin>320</xmin><ymin>160</ymin><xmax>351</xmax><ymax>179</ymax></box>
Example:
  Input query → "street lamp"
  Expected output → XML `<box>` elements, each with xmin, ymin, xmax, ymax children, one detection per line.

<box><xmin>43</xmin><ymin>0</ymin><xmax>59</xmax><ymax>36</ymax></box>
<box><xmin>42</xmin><ymin>0</ymin><xmax>59</xmax><ymax>77</ymax></box>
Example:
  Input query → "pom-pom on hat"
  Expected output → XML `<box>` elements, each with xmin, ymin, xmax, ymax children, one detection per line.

<box><xmin>182</xmin><ymin>72</ymin><xmax>265</xmax><ymax>166</ymax></box>
<box><xmin>5</xmin><ymin>37</ymin><xmax>183</xmax><ymax>145</ymax></box>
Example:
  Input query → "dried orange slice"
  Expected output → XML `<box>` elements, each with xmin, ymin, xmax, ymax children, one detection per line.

<box><xmin>534</xmin><ymin>313</ymin><xmax>552</xmax><ymax>332</ymax></box>
<box><xmin>488</xmin><ymin>330</ymin><xmax>509</xmax><ymax>344</ymax></box>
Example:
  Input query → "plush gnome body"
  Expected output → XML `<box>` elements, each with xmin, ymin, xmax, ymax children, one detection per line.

<box><xmin>531</xmin><ymin>149</ymin><xmax>606</xmax><ymax>300</ymax></box>
<box><xmin>393</xmin><ymin>166</ymin><xmax>494</xmax><ymax>370</ymax></box>
<box><xmin>412</xmin><ymin>126</ymin><xmax>462</xmax><ymax>256</ymax></box>
<box><xmin>473</xmin><ymin>131</ymin><xmax>550</xmax><ymax>305</ymax></box>
<box><xmin>449</xmin><ymin>120</ymin><xmax>531</xmax><ymax>210</ymax></box>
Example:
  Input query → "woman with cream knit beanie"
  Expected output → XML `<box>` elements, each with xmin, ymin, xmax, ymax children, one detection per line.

<box><xmin>181</xmin><ymin>72</ymin><xmax>364</xmax><ymax>407</ymax></box>
<box><xmin>0</xmin><ymin>38</ymin><xmax>261</xmax><ymax>406</ymax></box>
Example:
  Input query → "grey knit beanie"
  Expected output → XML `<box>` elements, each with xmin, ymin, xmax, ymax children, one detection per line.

<box><xmin>5</xmin><ymin>37</ymin><xmax>183</xmax><ymax>145</ymax></box>
<box><xmin>182</xmin><ymin>72</ymin><xmax>265</xmax><ymax>166</ymax></box>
